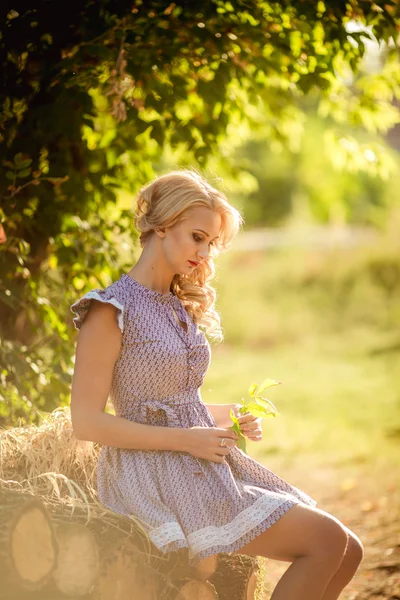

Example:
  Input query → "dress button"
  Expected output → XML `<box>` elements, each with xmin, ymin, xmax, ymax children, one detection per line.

<box><xmin>189</xmin><ymin>366</ymin><xmax>194</xmax><ymax>371</ymax></box>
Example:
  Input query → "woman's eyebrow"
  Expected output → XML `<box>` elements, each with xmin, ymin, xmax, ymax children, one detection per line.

<box><xmin>194</xmin><ymin>228</ymin><xmax>219</xmax><ymax>240</ymax></box>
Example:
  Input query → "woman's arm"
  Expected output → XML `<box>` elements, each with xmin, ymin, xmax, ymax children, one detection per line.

<box><xmin>71</xmin><ymin>301</ymin><xmax>188</xmax><ymax>451</ymax></box>
<box><xmin>205</xmin><ymin>403</ymin><xmax>240</xmax><ymax>428</ymax></box>
<box><xmin>71</xmin><ymin>301</ymin><xmax>238</xmax><ymax>461</ymax></box>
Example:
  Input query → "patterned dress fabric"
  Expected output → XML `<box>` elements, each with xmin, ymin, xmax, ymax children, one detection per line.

<box><xmin>71</xmin><ymin>274</ymin><xmax>317</xmax><ymax>566</ymax></box>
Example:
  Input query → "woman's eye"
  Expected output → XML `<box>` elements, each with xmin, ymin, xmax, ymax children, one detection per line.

<box><xmin>193</xmin><ymin>234</ymin><xmax>215</xmax><ymax>247</ymax></box>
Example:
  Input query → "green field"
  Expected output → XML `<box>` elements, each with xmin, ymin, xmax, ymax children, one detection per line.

<box><xmin>201</xmin><ymin>238</ymin><xmax>400</xmax><ymax>597</ymax></box>
<box><xmin>203</xmin><ymin>337</ymin><xmax>400</xmax><ymax>468</ymax></box>
<box><xmin>201</xmin><ymin>240</ymin><xmax>400</xmax><ymax>470</ymax></box>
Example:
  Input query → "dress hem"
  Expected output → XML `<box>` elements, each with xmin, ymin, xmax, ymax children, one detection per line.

<box><xmin>152</xmin><ymin>496</ymin><xmax>317</xmax><ymax>567</ymax></box>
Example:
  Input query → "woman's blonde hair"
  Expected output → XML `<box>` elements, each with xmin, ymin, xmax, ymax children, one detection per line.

<box><xmin>134</xmin><ymin>169</ymin><xmax>244</xmax><ymax>341</ymax></box>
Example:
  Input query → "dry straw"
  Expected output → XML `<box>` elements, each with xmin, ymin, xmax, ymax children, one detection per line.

<box><xmin>0</xmin><ymin>407</ymin><xmax>99</xmax><ymax>503</ymax></box>
<box><xmin>0</xmin><ymin>407</ymin><xmax>152</xmax><ymax>553</ymax></box>
<box><xmin>0</xmin><ymin>407</ymin><xmax>266</xmax><ymax>599</ymax></box>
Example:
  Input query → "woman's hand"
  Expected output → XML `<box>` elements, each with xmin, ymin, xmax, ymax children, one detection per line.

<box><xmin>237</xmin><ymin>412</ymin><xmax>263</xmax><ymax>442</ymax></box>
<box><xmin>206</xmin><ymin>403</ymin><xmax>263</xmax><ymax>442</ymax></box>
<box><xmin>229</xmin><ymin>404</ymin><xmax>263</xmax><ymax>442</ymax></box>
<box><xmin>184</xmin><ymin>426</ymin><xmax>238</xmax><ymax>463</ymax></box>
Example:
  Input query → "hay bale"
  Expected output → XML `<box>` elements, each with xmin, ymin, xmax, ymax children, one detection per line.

<box><xmin>0</xmin><ymin>407</ymin><xmax>99</xmax><ymax>501</ymax></box>
<box><xmin>0</xmin><ymin>409</ymin><xmax>265</xmax><ymax>599</ymax></box>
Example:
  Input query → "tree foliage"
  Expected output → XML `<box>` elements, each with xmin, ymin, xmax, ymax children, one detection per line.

<box><xmin>1</xmin><ymin>0</ymin><xmax>400</xmax><ymax>425</ymax></box>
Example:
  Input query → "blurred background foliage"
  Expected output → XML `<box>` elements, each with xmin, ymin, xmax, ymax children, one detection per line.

<box><xmin>1</xmin><ymin>0</ymin><xmax>400</xmax><ymax>429</ymax></box>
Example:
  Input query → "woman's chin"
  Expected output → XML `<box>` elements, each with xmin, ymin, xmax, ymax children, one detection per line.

<box><xmin>175</xmin><ymin>265</ymin><xmax>193</xmax><ymax>277</ymax></box>
<box><xmin>182</xmin><ymin>262</ymin><xmax>195</xmax><ymax>273</ymax></box>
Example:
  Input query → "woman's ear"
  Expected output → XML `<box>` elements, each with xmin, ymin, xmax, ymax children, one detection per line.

<box><xmin>155</xmin><ymin>228</ymin><xmax>166</xmax><ymax>239</ymax></box>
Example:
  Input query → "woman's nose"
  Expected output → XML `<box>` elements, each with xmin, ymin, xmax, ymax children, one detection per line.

<box><xmin>197</xmin><ymin>248</ymin><xmax>209</xmax><ymax>260</ymax></box>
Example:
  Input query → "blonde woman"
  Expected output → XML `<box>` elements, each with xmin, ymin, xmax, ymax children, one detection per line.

<box><xmin>70</xmin><ymin>169</ymin><xmax>363</xmax><ymax>600</ymax></box>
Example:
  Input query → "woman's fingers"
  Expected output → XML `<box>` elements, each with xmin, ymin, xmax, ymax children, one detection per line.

<box><xmin>215</xmin><ymin>436</ymin><xmax>236</xmax><ymax>451</ymax></box>
<box><xmin>247</xmin><ymin>434</ymin><xmax>263</xmax><ymax>442</ymax></box>
<box><xmin>239</xmin><ymin>416</ymin><xmax>262</xmax><ymax>431</ymax></box>
<box><xmin>242</xmin><ymin>425</ymin><xmax>262</xmax><ymax>435</ymax></box>
<box><xmin>215</xmin><ymin>446</ymin><xmax>232</xmax><ymax>456</ymax></box>
<box><xmin>216</xmin><ymin>427</ymin><xmax>238</xmax><ymax>441</ymax></box>
<box><xmin>237</xmin><ymin>412</ymin><xmax>255</xmax><ymax>424</ymax></box>
<box><xmin>238</xmin><ymin>414</ymin><xmax>261</xmax><ymax>429</ymax></box>
<box><xmin>215</xmin><ymin>428</ymin><xmax>238</xmax><ymax>449</ymax></box>
<box><xmin>237</xmin><ymin>414</ymin><xmax>263</xmax><ymax>440</ymax></box>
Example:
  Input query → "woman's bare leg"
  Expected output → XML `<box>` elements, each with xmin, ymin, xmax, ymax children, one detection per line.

<box><xmin>321</xmin><ymin>528</ymin><xmax>364</xmax><ymax>600</ymax></box>
<box><xmin>234</xmin><ymin>503</ymin><xmax>359</xmax><ymax>600</ymax></box>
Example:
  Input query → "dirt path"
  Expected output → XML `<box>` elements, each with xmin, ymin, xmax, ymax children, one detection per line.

<box><xmin>258</xmin><ymin>458</ymin><xmax>400</xmax><ymax>599</ymax></box>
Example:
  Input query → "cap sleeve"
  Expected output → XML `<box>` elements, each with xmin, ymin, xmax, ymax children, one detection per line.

<box><xmin>70</xmin><ymin>288</ymin><xmax>125</xmax><ymax>333</ymax></box>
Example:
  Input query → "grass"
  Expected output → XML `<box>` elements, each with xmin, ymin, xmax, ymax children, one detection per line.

<box><xmin>201</xmin><ymin>241</ymin><xmax>400</xmax><ymax>472</ymax></box>
<box><xmin>201</xmin><ymin>240</ymin><xmax>400</xmax><ymax>598</ymax></box>
<box><xmin>202</xmin><ymin>337</ymin><xmax>400</xmax><ymax>468</ymax></box>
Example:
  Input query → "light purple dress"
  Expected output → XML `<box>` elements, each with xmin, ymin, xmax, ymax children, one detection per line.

<box><xmin>71</xmin><ymin>274</ymin><xmax>317</xmax><ymax>566</ymax></box>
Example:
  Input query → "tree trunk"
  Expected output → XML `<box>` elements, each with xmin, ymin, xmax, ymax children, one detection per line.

<box><xmin>176</xmin><ymin>580</ymin><xmax>219</xmax><ymax>599</ymax></box>
<box><xmin>209</xmin><ymin>553</ymin><xmax>260</xmax><ymax>600</ymax></box>
<box><xmin>92</xmin><ymin>538</ymin><xmax>159</xmax><ymax>600</ymax></box>
<box><xmin>50</xmin><ymin>523</ymin><xmax>99</xmax><ymax>597</ymax></box>
<box><xmin>192</xmin><ymin>555</ymin><xmax>219</xmax><ymax>581</ymax></box>
<box><xmin>0</xmin><ymin>489</ymin><xmax>57</xmax><ymax>593</ymax></box>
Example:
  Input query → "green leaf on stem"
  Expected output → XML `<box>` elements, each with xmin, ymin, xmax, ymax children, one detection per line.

<box><xmin>255</xmin><ymin>378</ymin><xmax>282</xmax><ymax>396</ymax></box>
<box><xmin>13</xmin><ymin>153</ymin><xmax>32</xmax><ymax>169</ymax></box>
<box><xmin>254</xmin><ymin>397</ymin><xmax>279</xmax><ymax>414</ymax></box>
<box><xmin>16</xmin><ymin>167</ymin><xmax>32</xmax><ymax>178</ymax></box>
<box><xmin>246</xmin><ymin>403</ymin><xmax>273</xmax><ymax>419</ymax></box>
<box><xmin>229</xmin><ymin>409</ymin><xmax>247</xmax><ymax>453</ymax></box>
<box><xmin>237</xmin><ymin>435</ymin><xmax>247</xmax><ymax>453</ymax></box>
<box><xmin>248</xmin><ymin>383</ymin><xmax>258</xmax><ymax>397</ymax></box>
<box><xmin>229</xmin><ymin>408</ymin><xmax>241</xmax><ymax>431</ymax></box>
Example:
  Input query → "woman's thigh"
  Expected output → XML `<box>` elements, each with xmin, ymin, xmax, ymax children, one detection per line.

<box><xmin>234</xmin><ymin>502</ymin><xmax>349</xmax><ymax>563</ymax></box>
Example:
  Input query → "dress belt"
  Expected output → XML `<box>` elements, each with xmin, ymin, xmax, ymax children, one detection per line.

<box><xmin>122</xmin><ymin>392</ymin><xmax>210</xmax><ymax>477</ymax></box>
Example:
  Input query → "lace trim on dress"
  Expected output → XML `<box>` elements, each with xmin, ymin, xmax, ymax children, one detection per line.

<box><xmin>148</xmin><ymin>521</ymin><xmax>186</xmax><ymax>548</ymax></box>
<box><xmin>187</xmin><ymin>493</ymin><xmax>289</xmax><ymax>555</ymax></box>
<box><xmin>70</xmin><ymin>290</ymin><xmax>125</xmax><ymax>333</ymax></box>
<box><xmin>148</xmin><ymin>493</ymin><xmax>295</xmax><ymax>558</ymax></box>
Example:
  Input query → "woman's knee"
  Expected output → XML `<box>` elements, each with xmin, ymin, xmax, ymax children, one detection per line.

<box><xmin>234</xmin><ymin>503</ymin><xmax>349</xmax><ymax>566</ymax></box>
<box><xmin>309</xmin><ymin>516</ymin><xmax>349</xmax><ymax>566</ymax></box>
<box><xmin>282</xmin><ymin>504</ymin><xmax>350</xmax><ymax>564</ymax></box>
<box><xmin>343</xmin><ymin>530</ymin><xmax>364</xmax><ymax>569</ymax></box>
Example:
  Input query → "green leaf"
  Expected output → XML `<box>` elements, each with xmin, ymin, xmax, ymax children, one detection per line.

<box><xmin>16</xmin><ymin>158</ymin><xmax>33</xmax><ymax>170</ymax></box>
<box><xmin>229</xmin><ymin>422</ymin><xmax>247</xmax><ymax>453</ymax></box>
<box><xmin>5</xmin><ymin>171</ymin><xmax>15</xmax><ymax>180</ymax></box>
<box><xmin>229</xmin><ymin>423</ymin><xmax>242</xmax><ymax>441</ymax></box>
<box><xmin>230</xmin><ymin>408</ymin><xmax>238</xmax><ymax>423</ymax></box>
<box><xmin>255</xmin><ymin>378</ymin><xmax>282</xmax><ymax>396</ymax></box>
<box><xmin>16</xmin><ymin>167</ymin><xmax>32</xmax><ymax>178</ymax></box>
<box><xmin>229</xmin><ymin>409</ymin><xmax>241</xmax><ymax>433</ymax></box>
<box><xmin>246</xmin><ymin>400</ymin><xmax>278</xmax><ymax>419</ymax></box>
<box><xmin>237</xmin><ymin>435</ymin><xmax>247</xmax><ymax>453</ymax></box>
<box><xmin>13</xmin><ymin>153</ymin><xmax>32</xmax><ymax>169</ymax></box>
<box><xmin>248</xmin><ymin>383</ymin><xmax>258</xmax><ymax>397</ymax></box>
<box><xmin>256</xmin><ymin>397</ymin><xmax>279</xmax><ymax>414</ymax></box>
<box><xmin>246</xmin><ymin>403</ymin><xmax>272</xmax><ymax>419</ymax></box>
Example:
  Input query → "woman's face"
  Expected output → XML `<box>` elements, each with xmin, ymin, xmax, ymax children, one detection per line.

<box><xmin>161</xmin><ymin>206</ymin><xmax>222</xmax><ymax>275</ymax></box>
